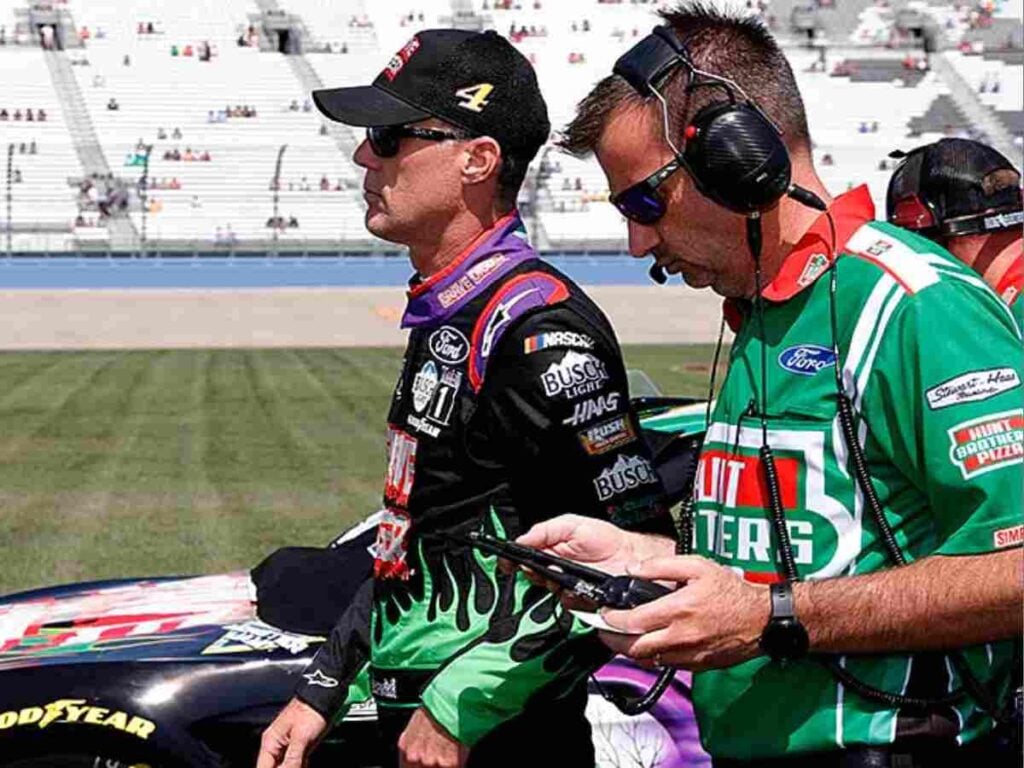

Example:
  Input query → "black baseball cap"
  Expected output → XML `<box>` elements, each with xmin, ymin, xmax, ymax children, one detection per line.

<box><xmin>313</xmin><ymin>29</ymin><xmax>550</xmax><ymax>160</ymax></box>
<box><xmin>886</xmin><ymin>138</ymin><xmax>1023</xmax><ymax>238</ymax></box>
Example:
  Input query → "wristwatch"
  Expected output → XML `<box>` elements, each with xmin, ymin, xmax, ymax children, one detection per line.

<box><xmin>759</xmin><ymin>581</ymin><xmax>809</xmax><ymax>664</ymax></box>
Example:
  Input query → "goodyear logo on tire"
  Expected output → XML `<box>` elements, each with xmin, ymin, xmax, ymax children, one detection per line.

<box><xmin>0</xmin><ymin>699</ymin><xmax>155</xmax><ymax>739</ymax></box>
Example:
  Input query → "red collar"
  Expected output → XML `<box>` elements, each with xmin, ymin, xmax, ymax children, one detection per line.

<box><xmin>723</xmin><ymin>185</ymin><xmax>875</xmax><ymax>329</ymax></box>
<box><xmin>763</xmin><ymin>184</ymin><xmax>875</xmax><ymax>301</ymax></box>
<box><xmin>407</xmin><ymin>211</ymin><xmax>519</xmax><ymax>299</ymax></box>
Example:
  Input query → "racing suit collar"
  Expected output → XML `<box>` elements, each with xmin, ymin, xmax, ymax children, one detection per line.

<box><xmin>402</xmin><ymin>211</ymin><xmax>536</xmax><ymax>328</ymax></box>
<box><xmin>723</xmin><ymin>185</ymin><xmax>875</xmax><ymax>330</ymax></box>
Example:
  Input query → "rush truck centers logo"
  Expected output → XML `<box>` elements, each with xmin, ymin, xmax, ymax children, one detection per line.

<box><xmin>947</xmin><ymin>409</ymin><xmax>1024</xmax><ymax>479</ymax></box>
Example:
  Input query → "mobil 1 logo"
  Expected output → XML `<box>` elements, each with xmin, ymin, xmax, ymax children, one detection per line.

<box><xmin>407</xmin><ymin>360</ymin><xmax>462</xmax><ymax>437</ymax></box>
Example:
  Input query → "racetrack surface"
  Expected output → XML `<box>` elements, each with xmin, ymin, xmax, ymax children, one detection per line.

<box><xmin>0</xmin><ymin>284</ymin><xmax>727</xmax><ymax>350</ymax></box>
<box><xmin>0</xmin><ymin>345</ymin><xmax>719</xmax><ymax>596</ymax></box>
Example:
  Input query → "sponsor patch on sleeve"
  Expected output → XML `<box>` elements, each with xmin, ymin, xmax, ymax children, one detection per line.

<box><xmin>577</xmin><ymin>415</ymin><xmax>636</xmax><ymax>456</ymax></box>
<box><xmin>523</xmin><ymin>330</ymin><xmax>594</xmax><ymax>354</ymax></box>
<box><xmin>926</xmin><ymin>368</ymin><xmax>1021</xmax><ymax>410</ymax></box>
<box><xmin>947</xmin><ymin>408</ymin><xmax>1024</xmax><ymax>480</ymax></box>
<box><xmin>994</xmin><ymin>524</ymin><xmax>1024</xmax><ymax>549</ymax></box>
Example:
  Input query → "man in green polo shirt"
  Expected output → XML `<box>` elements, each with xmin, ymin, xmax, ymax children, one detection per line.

<box><xmin>516</xmin><ymin>3</ymin><xmax>1022</xmax><ymax>765</ymax></box>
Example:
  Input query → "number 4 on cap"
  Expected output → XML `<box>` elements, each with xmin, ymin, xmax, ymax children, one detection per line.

<box><xmin>455</xmin><ymin>83</ymin><xmax>494</xmax><ymax>113</ymax></box>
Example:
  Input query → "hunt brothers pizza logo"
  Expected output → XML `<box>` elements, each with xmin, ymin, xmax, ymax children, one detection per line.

<box><xmin>947</xmin><ymin>409</ymin><xmax>1024</xmax><ymax>480</ymax></box>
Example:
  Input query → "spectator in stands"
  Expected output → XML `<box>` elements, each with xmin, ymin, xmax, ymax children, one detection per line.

<box><xmin>13</xmin><ymin>169</ymin><xmax>22</xmax><ymax>183</ymax></box>
<box><xmin>13</xmin><ymin>109</ymin><xmax>21</xmax><ymax>120</ymax></box>
<box><xmin>18</xmin><ymin>142</ymin><xmax>25</xmax><ymax>154</ymax></box>
<box><xmin>172</xmin><ymin>127</ymin><xmax>182</xmax><ymax>139</ymax></box>
<box><xmin>25</xmin><ymin>109</ymin><xmax>33</xmax><ymax>122</ymax></box>
<box><xmin>123</xmin><ymin>53</ymin><xmax>131</xmax><ymax>66</ymax></box>
<box><xmin>171</xmin><ymin>44</ymin><xmax>179</xmax><ymax>56</ymax></box>
<box><xmin>0</xmin><ymin>26</ymin><xmax>5</xmax><ymax>45</ymax></box>
<box><xmin>302</xmin><ymin>98</ymin><xmax>312</xmax><ymax>112</ymax></box>
<box><xmin>184</xmin><ymin>44</ymin><xmax>193</xmax><ymax>57</ymax></box>
<box><xmin>200</xmin><ymin>150</ymin><xmax>211</xmax><ymax>161</ymax></box>
<box><xmin>37</xmin><ymin>108</ymin><xmax>46</xmax><ymax>122</ymax></box>
<box><xmin>191</xmin><ymin>194</ymin><xmax>201</xmax><ymax>208</ymax></box>
<box><xmin>287</xmin><ymin>215</ymin><xmax>299</xmax><ymax>228</ymax></box>
<box><xmin>320</xmin><ymin>175</ymin><xmax>330</xmax><ymax>191</ymax></box>
<box><xmin>147</xmin><ymin>22</ymin><xmax>155</xmax><ymax>34</ymax></box>
<box><xmin>0</xmin><ymin>109</ymin><xmax>6</xmax><ymax>121</ymax></box>
<box><xmin>289</xmin><ymin>99</ymin><xmax>300</xmax><ymax>111</ymax></box>
<box><xmin>107</xmin><ymin>98</ymin><xmax>119</xmax><ymax>111</ymax></box>
<box><xmin>29</xmin><ymin>140</ymin><xmax>37</xmax><ymax>155</ymax></box>
<box><xmin>183</xmin><ymin>147</ymin><xmax>195</xmax><ymax>161</ymax></box>
<box><xmin>200</xmin><ymin>40</ymin><xmax>212</xmax><ymax>61</ymax></box>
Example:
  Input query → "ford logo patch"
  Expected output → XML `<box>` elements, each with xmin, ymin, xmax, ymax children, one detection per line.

<box><xmin>428</xmin><ymin>326</ymin><xmax>469</xmax><ymax>365</ymax></box>
<box><xmin>778</xmin><ymin>344</ymin><xmax>836</xmax><ymax>376</ymax></box>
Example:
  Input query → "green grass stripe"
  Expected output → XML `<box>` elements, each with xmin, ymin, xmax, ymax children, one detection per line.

<box><xmin>0</xmin><ymin>345</ymin><xmax>713</xmax><ymax>595</ymax></box>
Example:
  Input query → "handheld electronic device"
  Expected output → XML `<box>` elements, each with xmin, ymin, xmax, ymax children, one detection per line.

<box><xmin>443</xmin><ymin>530</ymin><xmax>673</xmax><ymax>610</ymax></box>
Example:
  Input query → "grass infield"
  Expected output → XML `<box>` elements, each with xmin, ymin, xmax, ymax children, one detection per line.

<box><xmin>0</xmin><ymin>345</ymin><xmax>718</xmax><ymax>596</ymax></box>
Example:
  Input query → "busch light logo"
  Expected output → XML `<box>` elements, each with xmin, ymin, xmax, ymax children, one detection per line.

<box><xmin>428</xmin><ymin>326</ymin><xmax>469</xmax><ymax>365</ymax></box>
<box><xmin>540</xmin><ymin>351</ymin><xmax>610</xmax><ymax>399</ymax></box>
<box><xmin>593</xmin><ymin>455</ymin><xmax>658</xmax><ymax>501</ymax></box>
<box><xmin>778</xmin><ymin>345</ymin><xmax>836</xmax><ymax>376</ymax></box>
<box><xmin>411</xmin><ymin>361</ymin><xmax>439</xmax><ymax>413</ymax></box>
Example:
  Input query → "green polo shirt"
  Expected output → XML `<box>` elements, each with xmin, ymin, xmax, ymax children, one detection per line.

<box><xmin>691</xmin><ymin>186</ymin><xmax>1023</xmax><ymax>759</ymax></box>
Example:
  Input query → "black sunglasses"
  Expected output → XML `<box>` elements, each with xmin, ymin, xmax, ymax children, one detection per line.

<box><xmin>610</xmin><ymin>156</ymin><xmax>685</xmax><ymax>225</ymax></box>
<box><xmin>366</xmin><ymin>125</ymin><xmax>472</xmax><ymax>158</ymax></box>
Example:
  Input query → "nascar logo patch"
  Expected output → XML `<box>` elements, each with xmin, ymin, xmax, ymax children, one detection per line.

<box><xmin>947</xmin><ymin>408</ymin><xmax>1024</xmax><ymax>479</ymax></box>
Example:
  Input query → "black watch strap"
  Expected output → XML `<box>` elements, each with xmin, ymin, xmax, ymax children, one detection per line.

<box><xmin>769</xmin><ymin>581</ymin><xmax>796</xmax><ymax>620</ymax></box>
<box><xmin>760</xmin><ymin>580</ymin><xmax>809</xmax><ymax>663</ymax></box>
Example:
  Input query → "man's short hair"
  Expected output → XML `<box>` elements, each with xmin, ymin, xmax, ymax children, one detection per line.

<box><xmin>560</xmin><ymin>1</ymin><xmax>810</xmax><ymax>159</ymax></box>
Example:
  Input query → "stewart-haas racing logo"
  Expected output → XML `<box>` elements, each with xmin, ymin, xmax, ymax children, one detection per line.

<box><xmin>593</xmin><ymin>454</ymin><xmax>658</xmax><ymax>501</ymax></box>
<box><xmin>947</xmin><ymin>409</ymin><xmax>1024</xmax><ymax>479</ymax></box>
<box><xmin>0</xmin><ymin>699</ymin><xmax>155</xmax><ymax>740</ymax></box>
<box><xmin>540</xmin><ymin>351</ymin><xmax>609</xmax><ymax>399</ymax></box>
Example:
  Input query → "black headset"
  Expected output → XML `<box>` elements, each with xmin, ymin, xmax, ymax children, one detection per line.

<box><xmin>601</xmin><ymin>24</ymin><xmax>1013</xmax><ymax>725</ymax></box>
<box><xmin>612</xmin><ymin>25</ymin><xmax>798</xmax><ymax>216</ymax></box>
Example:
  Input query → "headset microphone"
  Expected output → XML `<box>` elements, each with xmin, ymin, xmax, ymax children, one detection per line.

<box><xmin>787</xmin><ymin>184</ymin><xmax>827</xmax><ymax>212</ymax></box>
<box><xmin>649</xmin><ymin>263</ymin><xmax>668</xmax><ymax>284</ymax></box>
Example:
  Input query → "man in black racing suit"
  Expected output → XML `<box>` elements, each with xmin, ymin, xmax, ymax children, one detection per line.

<box><xmin>256</xmin><ymin>28</ymin><xmax>676</xmax><ymax>768</ymax></box>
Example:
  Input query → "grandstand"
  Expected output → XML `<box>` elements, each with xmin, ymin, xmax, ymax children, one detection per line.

<box><xmin>0</xmin><ymin>0</ymin><xmax>1020</xmax><ymax>254</ymax></box>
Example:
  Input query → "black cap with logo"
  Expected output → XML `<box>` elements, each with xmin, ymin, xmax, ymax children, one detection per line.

<box><xmin>886</xmin><ymin>138</ymin><xmax>1023</xmax><ymax>238</ymax></box>
<box><xmin>313</xmin><ymin>29</ymin><xmax>551</xmax><ymax>161</ymax></box>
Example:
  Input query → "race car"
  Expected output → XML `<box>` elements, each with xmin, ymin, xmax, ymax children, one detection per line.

<box><xmin>0</xmin><ymin>398</ymin><xmax>709</xmax><ymax>768</ymax></box>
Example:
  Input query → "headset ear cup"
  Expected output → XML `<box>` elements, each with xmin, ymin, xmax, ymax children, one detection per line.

<box><xmin>683</xmin><ymin>102</ymin><xmax>792</xmax><ymax>215</ymax></box>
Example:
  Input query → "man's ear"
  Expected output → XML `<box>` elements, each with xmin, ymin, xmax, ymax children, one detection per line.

<box><xmin>462</xmin><ymin>137</ymin><xmax>502</xmax><ymax>187</ymax></box>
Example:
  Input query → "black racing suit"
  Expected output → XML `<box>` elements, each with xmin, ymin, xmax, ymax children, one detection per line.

<box><xmin>295</xmin><ymin>213</ymin><xmax>673</xmax><ymax>765</ymax></box>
